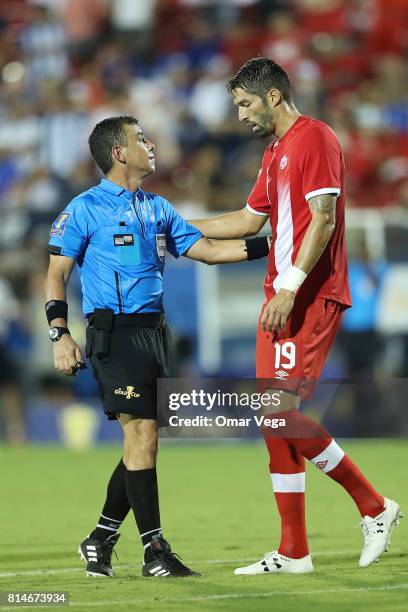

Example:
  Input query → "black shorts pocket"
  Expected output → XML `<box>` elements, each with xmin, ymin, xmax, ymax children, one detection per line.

<box><xmin>85</xmin><ymin>327</ymin><xmax>94</xmax><ymax>358</ymax></box>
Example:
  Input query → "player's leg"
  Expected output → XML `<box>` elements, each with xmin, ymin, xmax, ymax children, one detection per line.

<box><xmin>277</xmin><ymin>300</ymin><xmax>402</xmax><ymax>566</ymax></box>
<box><xmin>262</xmin><ymin>299</ymin><xmax>402</xmax><ymax>567</ymax></box>
<box><xmin>263</xmin><ymin>394</ymin><xmax>309</xmax><ymax>559</ymax></box>
<box><xmin>235</xmin><ymin>407</ymin><xmax>313</xmax><ymax>574</ymax></box>
<box><xmin>283</xmin><ymin>410</ymin><xmax>403</xmax><ymax>567</ymax></box>
<box><xmin>119</xmin><ymin>413</ymin><xmax>200</xmax><ymax>577</ymax></box>
<box><xmin>235</xmin><ymin>318</ymin><xmax>313</xmax><ymax>575</ymax></box>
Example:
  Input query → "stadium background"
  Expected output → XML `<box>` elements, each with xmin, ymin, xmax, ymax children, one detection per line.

<box><xmin>1</xmin><ymin>3</ymin><xmax>407</xmax><ymax>610</ymax></box>
<box><xmin>0</xmin><ymin>0</ymin><xmax>407</xmax><ymax>445</ymax></box>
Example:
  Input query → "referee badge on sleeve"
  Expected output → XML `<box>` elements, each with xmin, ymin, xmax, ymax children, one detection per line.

<box><xmin>156</xmin><ymin>234</ymin><xmax>166</xmax><ymax>261</ymax></box>
<box><xmin>50</xmin><ymin>212</ymin><xmax>71</xmax><ymax>237</ymax></box>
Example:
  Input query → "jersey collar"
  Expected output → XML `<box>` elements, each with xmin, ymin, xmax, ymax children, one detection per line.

<box><xmin>275</xmin><ymin>115</ymin><xmax>307</xmax><ymax>146</ymax></box>
<box><xmin>99</xmin><ymin>178</ymin><xmax>139</xmax><ymax>198</ymax></box>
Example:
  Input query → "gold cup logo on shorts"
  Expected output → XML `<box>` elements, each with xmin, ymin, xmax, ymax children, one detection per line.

<box><xmin>126</xmin><ymin>385</ymin><xmax>135</xmax><ymax>400</ymax></box>
<box><xmin>114</xmin><ymin>386</ymin><xmax>141</xmax><ymax>399</ymax></box>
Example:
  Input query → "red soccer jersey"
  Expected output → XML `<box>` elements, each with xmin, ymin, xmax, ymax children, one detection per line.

<box><xmin>247</xmin><ymin>115</ymin><xmax>351</xmax><ymax>307</ymax></box>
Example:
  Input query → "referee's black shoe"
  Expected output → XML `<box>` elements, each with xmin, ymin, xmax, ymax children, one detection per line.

<box><xmin>78</xmin><ymin>532</ymin><xmax>121</xmax><ymax>577</ymax></box>
<box><xmin>142</xmin><ymin>535</ymin><xmax>200</xmax><ymax>577</ymax></box>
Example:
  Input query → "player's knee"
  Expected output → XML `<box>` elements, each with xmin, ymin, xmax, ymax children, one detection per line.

<box><xmin>262</xmin><ymin>389</ymin><xmax>300</xmax><ymax>413</ymax></box>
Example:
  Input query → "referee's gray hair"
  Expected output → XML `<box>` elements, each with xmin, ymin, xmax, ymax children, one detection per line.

<box><xmin>88</xmin><ymin>116</ymin><xmax>139</xmax><ymax>175</ymax></box>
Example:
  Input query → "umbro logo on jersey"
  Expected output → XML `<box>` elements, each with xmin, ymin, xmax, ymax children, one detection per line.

<box><xmin>280</xmin><ymin>155</ymin><xmax>288</xmax><ymax>169</ymax></box>
<box><xmin>114</xmin><ymin>386</ymin><xmax>141</xmax><ymax>400</ymax></box>
<box><xmin>315</xmin><ymin>460</ymin><xmax>328</xmax><ymax>470</ymax></box>
<box><xmin>275</xmin><ymin>370</ymin><xmax>289</xmax><ymax>379</ymax></box>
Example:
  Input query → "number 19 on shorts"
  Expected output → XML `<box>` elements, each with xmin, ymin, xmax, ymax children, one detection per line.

<box><xmin>274</xmin><ymin>341</ymin><xmax>296</xmax><ymax>369</ymax></box>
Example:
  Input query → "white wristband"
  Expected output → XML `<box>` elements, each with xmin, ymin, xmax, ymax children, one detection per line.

<box><xmin>280</xmin><ymin>266</ymin><xmax>307</xmax><ymax>293</ymax></box>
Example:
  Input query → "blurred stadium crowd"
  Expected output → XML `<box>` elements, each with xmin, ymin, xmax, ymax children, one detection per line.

<box><xmin>0</xmin><ymin>0</ymin><xmax>407</xmax><ymax>443</ymax></box>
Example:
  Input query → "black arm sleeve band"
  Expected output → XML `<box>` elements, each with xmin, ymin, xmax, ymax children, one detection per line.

<box><xmin>48</xmin><ymin>245</ymin><xmax>62</xmax><ymax>255</ymax></box>
<box><xmin>245</xmin><ymin>236</ymin><xmax>271</xmax><ymax>261</ymax></box>
<box><xmin>45</xmin><ymin>300</ymin><xmax>68</xmax><ymax>324</ymax></box>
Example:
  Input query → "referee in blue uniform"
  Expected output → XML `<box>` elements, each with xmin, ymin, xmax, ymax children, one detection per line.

<box><xmin>45</xmin><ymin>116</ymin><xmax>270</xmax><ymax>578</ymax></box>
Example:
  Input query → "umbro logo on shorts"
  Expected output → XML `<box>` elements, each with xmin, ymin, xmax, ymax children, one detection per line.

<box><xmin>275</xmin><ymin>370</ymin><xmax>289</xmax><ymax>379</ymax></box>
<box><xmin>114</xmin><ymin>386</ymin><xmax>141</xmax><ymax>400</ymax></box>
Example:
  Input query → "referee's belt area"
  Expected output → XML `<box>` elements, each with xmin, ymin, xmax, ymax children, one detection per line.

<box><xmin>87</xmin><ymin>308</ymin><xmax>165</xmax><ymax>329</ymax></box>
<box><xmin>86</xmin><ymin>308</ymin><xmax>165</xmax><ymax>360</ymax></box>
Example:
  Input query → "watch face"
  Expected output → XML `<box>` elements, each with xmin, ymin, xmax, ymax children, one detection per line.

<box><xmin>49</xmin><ymin>328</ymin><xmax>59</xmax><ymax>341</ymax></box>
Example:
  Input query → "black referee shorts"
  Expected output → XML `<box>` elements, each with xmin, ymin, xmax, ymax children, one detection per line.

<box><xmin>85</xmin><ymin>313</ymin><xmax>174</xmax><ymax>421</ymax></box>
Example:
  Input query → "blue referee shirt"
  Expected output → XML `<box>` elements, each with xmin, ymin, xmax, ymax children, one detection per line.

<box><xmin>48</xmin><ymin>178</ymin><xmax>202</xmax><ymax>317</ymax></box>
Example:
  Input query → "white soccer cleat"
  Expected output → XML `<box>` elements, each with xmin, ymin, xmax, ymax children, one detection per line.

<box><xmin>234</xmin><ymin>551</ymin><xmax>313</xmax><ymax>575</ymax></box>
<box><xmin>359</xmin><ymin>498</ymin><xmax>403</xmax><ymax>568</ymax></box>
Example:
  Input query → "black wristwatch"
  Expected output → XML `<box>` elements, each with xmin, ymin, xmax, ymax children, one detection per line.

<box><xmin>49</xmin><ymin>326</ymin><xmax>70</xmax><ymax>342</ymax></box>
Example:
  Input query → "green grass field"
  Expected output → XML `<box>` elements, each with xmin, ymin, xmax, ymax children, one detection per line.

<box><xmin>1</xmin><ymin>441</ymin><xmax>407</xmax><ymax>612</ymax></box>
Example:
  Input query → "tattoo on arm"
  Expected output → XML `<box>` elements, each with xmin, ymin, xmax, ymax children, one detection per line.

<box><xmin>308</xmin><ymin>194</ymin><xmax>337</xmax><ymax>220</ymax></box>
<box><xmin>294</xmin><ymin>194</ymin><xmax>337</xmax><ymax>274</ymax></box>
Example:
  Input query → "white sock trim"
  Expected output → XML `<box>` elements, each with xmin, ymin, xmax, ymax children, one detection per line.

<box><xmin>100</xmin><ymin>514</ymin><xmax>122</xmax><ymax>524</ymax></box>
<box><xmin>309</xmin><ymin>439</ymin><xmax>345</xmax><ymax>473</ymax></box>
<box><xmin>271</xmin><ymin>472</ymin><xmax>305</xmax><ymax>493</ymax></box>
<box><xmin>96</xmin><ymin>524</ymin><xmax>117</xmax><ymax>532</ymax></box>
<box><xmin>140</xmin><ymin>527</ymin><xmax>162</xmax><ymax>538</ymax></box>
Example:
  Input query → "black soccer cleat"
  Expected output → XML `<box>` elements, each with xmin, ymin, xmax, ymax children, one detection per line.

<box><xmin>142</xmin><ymin>535</ymin><xmax>200</xmax><ymax>577</ymax></box>
<box><xmin>78</xmin><ymin>532</ymin><xmax>121</xmax><ymax>577</ymax></box>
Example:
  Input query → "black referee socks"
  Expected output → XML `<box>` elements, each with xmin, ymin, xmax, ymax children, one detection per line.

<box><xmin>124</xmin><ymin>467</ymin><xmax>162</xmax><ymax>550</ymax></box>
<box><xmin>89</xmin><ymin>462</ymin><xmax>162</xmax><ymax>554</ymax></box>
<box><xmin>90</xmin><ymin>459</ymin><xmax>130</xmax><ymax>542</ymax></box>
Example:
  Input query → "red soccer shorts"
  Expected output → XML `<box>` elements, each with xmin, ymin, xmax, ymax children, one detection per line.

<box><xmin>256</xmin><ymin>297</ymin><xmax>346</xmax><ymax>400</ymax></box>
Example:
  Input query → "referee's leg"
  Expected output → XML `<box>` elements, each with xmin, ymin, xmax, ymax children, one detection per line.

<box><xmin>118</xmin><ymin>414</ymin><xmax>163</xmax><ymax>552</ymax></box>
<box><xmin>120</xmin><ymin>414</ymin><xmax>158</xmax><ymax>469</ymax></box>
<box><xmin>118</xmin><ymin>413</ymin><xmax>200</xmax><ymax>577</ymax></box>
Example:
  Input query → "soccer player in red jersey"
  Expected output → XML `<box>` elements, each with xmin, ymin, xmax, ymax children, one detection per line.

<box><xmin>191</xmin><ymin>57</ymin><xmax>403</xmax><ymax>574</ymax></box>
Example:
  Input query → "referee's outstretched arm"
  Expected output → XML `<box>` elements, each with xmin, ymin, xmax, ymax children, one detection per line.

<box><xmin>45</xmin><ymin>254</ymin><xmax>84</xmax><ymax>377</ymax></box>
<box><xmin>189</xmin><ymin>206</ymin><xmax>268</xmax><ymax>239</ymax></box>
<box><xmin>184</xmin><ymin>235</ymin><xmax>271</xmax><ymax>265</ymax></box>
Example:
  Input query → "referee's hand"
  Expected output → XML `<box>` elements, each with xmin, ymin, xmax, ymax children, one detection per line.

<box><xmin>53</xmin><ymin>334</ymin><xmax>85</xmax><ymax>376</ymax></box>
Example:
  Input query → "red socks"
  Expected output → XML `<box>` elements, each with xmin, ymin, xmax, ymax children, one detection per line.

<box><xmin>265</xmin><ymin>436</ymin><xmax>309</xmax><ymax>558</ymax></box>
<box><xmin>282</xmin><ymin>410</ymin><xmax>384</xmax><ymax>518</ymax></box>
<box><xmin>314</xmin><ymin>452</ymin><xmax>385</xmax><ymax>518</ymax></box>
<box><xmin>263</xmin><ymin>409</ymin><xmax>384</xmax><ymax>559</ymax></box>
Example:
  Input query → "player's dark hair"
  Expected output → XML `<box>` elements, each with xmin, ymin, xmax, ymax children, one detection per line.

<box><xmin>88</xmin><ymin>115</ymin><xmax>139</xmax><ymax>174</ymax></box>
<box><xmin>227</xmin><ymin>57</ymin><xmax>293</xmax><ymax>103</ymax></box>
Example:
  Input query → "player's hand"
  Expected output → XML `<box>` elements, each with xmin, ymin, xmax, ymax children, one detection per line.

<box><xmin>53</xmin><ymin>334</ymin><xmax>86</xmax><ymax>376</ymax></box>
<box><xmin>261</xmin><ymin>289</ymin><xmax>295</xmax><ymax>333</ymax></box>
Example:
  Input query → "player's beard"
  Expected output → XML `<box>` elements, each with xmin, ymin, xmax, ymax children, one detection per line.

<box><xmin>253</xmin><ymin>105</ymin><xmax>275</xmax><ymax>138</ymax></box>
